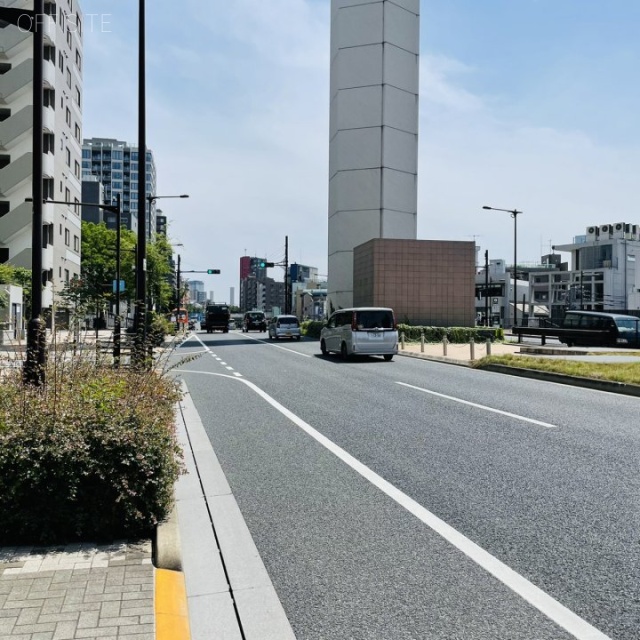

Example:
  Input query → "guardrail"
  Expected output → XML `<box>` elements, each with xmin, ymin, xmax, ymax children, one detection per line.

<box><xmin>511</xmin><ymin>326</ymin><xmax>614</xmax><ymax>347</ymax></box>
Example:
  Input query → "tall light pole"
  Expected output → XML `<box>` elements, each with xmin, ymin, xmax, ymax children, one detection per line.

<box><xmin>482</xmin><ymin>206</ymin><xmax>523</xmax><ymax>329</ymax></box>
<box><xmin>134</xmin><ymin>0</ymin><xmax>147</xmax><ymax>366</ymax></box>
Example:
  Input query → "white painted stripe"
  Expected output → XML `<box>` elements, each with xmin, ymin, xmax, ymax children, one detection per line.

<box><xmin>175</xmin><ymin>367</ymin><xmax>608</xmax><ymax>640</ymax></box>
<box><xmin>240</xmin><ymin>333</ymin><xmax>312</xmax><ymax>357</ymax></box>
<box><xmin>396</xmin><ymin>381</ymin><xmax>558</xmax><ymax>429</ymax></box>
<box><xmin>226</xmin><ymin>366</ymin><xmax>234</xmax><ymax>371</ymax></box>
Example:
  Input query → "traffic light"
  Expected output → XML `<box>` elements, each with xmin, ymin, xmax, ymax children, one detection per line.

<box><xmin>258</xmin><ymin>261</ymin><xmax>275</xmax><ymax>268</ymax></box>
<box><xmin>207</xmin><ymin>269</ymin><xmax>220</xmax><ymax>274</ymax></box>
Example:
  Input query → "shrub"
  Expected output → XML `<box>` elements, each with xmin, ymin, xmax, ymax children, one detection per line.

<box><xmin>0</xmin><ymin>359</ymin><xmax>183</xmax><ymax>544</ymax></box>
<box><xmin>397</xmin><ymin>323</ymin><xmax>503</xmax><ymax>343</ymax></box>
<box><xmin>301</xmin><ymin>320</ymin><xmax>324</xmax><ymax>339</ymax></box>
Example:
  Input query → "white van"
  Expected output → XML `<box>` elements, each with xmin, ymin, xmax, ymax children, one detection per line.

<box><xmin>320</xmin><ymin>307</ymin><xmax>398</xmax><ymax>361</ymax></box>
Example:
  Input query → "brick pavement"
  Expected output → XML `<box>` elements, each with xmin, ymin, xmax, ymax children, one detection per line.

<box><xmin>0</xmin><ymin>541</ymin><xmax>154</xmax><ymax>639</ymax></box>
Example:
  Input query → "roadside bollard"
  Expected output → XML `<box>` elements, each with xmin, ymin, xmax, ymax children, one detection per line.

<box><xmin>486</xmin><ymin>337</ymin><xmax>492</xmax><ymax>357</ymax></box>
<box><xmin>470</xmin><ymin>337</ymin><xmax>475</xmax><ymax>361</ymax></box>
<box><xmin>420</xmin><ymin>330</ymin><xmax>425</xmax><ymax>353</ymax></box>
<box><xmin>443</xmin><ymin>335</ymin><xmax>448</xmax><ymax>356</ymax></box>
<box><xmin>401</xmin><ymin>331</ymin><xmax>405</xmax><ymax>350</ymax></box>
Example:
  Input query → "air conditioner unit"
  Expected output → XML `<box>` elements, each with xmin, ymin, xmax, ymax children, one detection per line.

<box><xmin>626</xmin><ymin>224</ymin><xmax>639</xmax><ymax>240</ymax></box>
<box><xmin>613</xmin><ymin>222</ymin><xmax>626</xmax><ymax>238</ymax></box>
<box><xmin>603</xmin><ymin>259</ymin><xmax>612</xmax><ymax>268</ymax></box>
<box><xmin>600</xmin><ymin>224</ymin><xmax>612</xmax><ymax>237</ymax></box>
<box><xmin>586</xmin><ymin>226</ymin><xmax>599</xmax><ymax>240</ymax></box>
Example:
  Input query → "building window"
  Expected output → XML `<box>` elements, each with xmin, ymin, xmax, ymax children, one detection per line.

<box><xmin>44</xmin><ymin>88</ymin><xmax>55</xmax><ymax>109</ymax></box>
<box><xmin>74</xmin><ymin>123</ymin><xmax>81</xmax><ymax>142</ymax></box>
<box><xmin>44</xmin><ymin>178</ymin><xmax>54</xmax><ymax>200</ymax></box>
<box><xmin>58</xmin><ymin>51</ymin><xmax>64</xmax><ymax>72</ymax></box>
<box><xmin>65</xmin><ymin>147</ymin><xmax>71</xmax><ymax>167</ymax></box>
<box><xmin>64</xmin><ymin>229</ymin><xmax>70</xmax><ymax>246</ymax></box>
<box><xmin>64</xmin><ymin>269</ymin><xmax>70</xmax><ymax>284</ymax></box>
<box><xmin>65</xmin><ymin>106</ymin><xmax>71</xmax><ymax>126</ymax></box>
<box><xmin>75</xmin><ymin>86</ymin><xmax>81</xmax><ymax>109</ymax></box>
<box><xmin>74</xmin><ymin>160</ymin><xmax>80</xmax><ymax>178</ymax></box>
<box><xmin>65</xmin><ymin>187</ymin><xmax>70</xmax><ymax>203</ymax></box>
<box><xmin>74</xmin><ymin>235</ymin><xmax>79</xmax><ymax>252</ymax></box>
<box><xmin>44</xmin><ymin>133</ymin><xmax>55</xmax><ymax>154</ymax></box>
<box><xmin>75</xmin><ymin>49</ymin><xmax>82</xmax><ymax>71</ymax></box>
<box><xmin>66</xmin><ymin>68</ymin><xmax>71</xmax><ymax>88</ymax></box>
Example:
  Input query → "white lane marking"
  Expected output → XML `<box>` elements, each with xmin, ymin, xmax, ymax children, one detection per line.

<box><xmin>175</xmin><ymin>368</ymin><xmax>609</xmax><ymax>640</ymax></box>
<box><xmin>241</xmin><ymin>333</ymin><xmax>312</xmax><ymax>357</ymax></box>
<box><xmin>225</xmin><ymin>366</ymin><xmax>234</xmax><ymax>371</ymax></box>
<box><xmin>396</xmin><ymin>381</ymin><xmax>558</xmax><ymax>429</ymax></box>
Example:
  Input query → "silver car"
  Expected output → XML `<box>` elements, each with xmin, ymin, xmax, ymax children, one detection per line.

<box><xmin>320</xmin><ymin>307</ymin><xmax>398</xmax><ymax>361</ymax></box>
<box><xmin>268</xmin><ymin>315</ymin><xmax>302</xmax><ymax>340</ymax></box>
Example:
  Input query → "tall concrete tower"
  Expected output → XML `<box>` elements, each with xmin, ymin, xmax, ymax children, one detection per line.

<box><xmin>328</xmin><ymin>0</ymin><xmax>420</xmax><ymax>310</ymax></box>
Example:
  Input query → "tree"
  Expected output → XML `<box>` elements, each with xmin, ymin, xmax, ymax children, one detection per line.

<box><xmin>0</xmin><ymin>263</ymin><xmax>31</xmax><ymax>315</ymax></box>
<box><xmin>146</xmin><ymin>233</ymin><xmax>174</xmax><ymax>313</ymax></box>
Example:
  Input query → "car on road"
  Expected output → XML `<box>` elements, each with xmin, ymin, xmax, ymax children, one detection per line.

<box><xmin>268</xmin><ymin>315</ymin><xmax>301</xmax><ymax>340</ymax></box>
<box><xmin>320</xmin><ymin>307</ymin><xmax>398</xmax><ymax>361</ymax></box>
<box><xmin>243</xmin><ymin>311</ymin><xmax>267</xmax><ymax>333</ymax></box>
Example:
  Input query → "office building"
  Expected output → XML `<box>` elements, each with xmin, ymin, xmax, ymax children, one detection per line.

<box><xmin>81</xmin><ymin>137</ymin><xmax>157</xmax><ymax>237</ymax></box>
<box><xmin>0</xmin><ymin>0</ymin><xmax>84</xmax><ymax>311</ymax></box>
<box><xmin>328</xmin><ymin>0</ymin><xmax>420</xmax><ymax>309</ymax></box>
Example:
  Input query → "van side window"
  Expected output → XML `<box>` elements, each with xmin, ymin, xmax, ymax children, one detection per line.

<box><xmin>563</xmin><ymin>314</ymin><xmax>579</xmax><ymax>327</ymax></box>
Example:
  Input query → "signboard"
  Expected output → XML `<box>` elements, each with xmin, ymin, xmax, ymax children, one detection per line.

<box><xmin>112</xmin><ymin>280</ymin><xmax>125</xmax><ymax>292</ymax></box>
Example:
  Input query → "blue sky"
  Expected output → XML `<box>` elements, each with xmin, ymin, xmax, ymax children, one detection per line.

<box><xmin>81</xmin><ymin>0</ymin><xmax>640</xmax><ymax>301</ymax></box>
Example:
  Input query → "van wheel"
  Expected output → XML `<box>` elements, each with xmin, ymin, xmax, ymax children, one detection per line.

<box><xmin>320</xmin><ymin>339</ymin><xmax>327</xmax><ymax>355</ymax></box>
<box><xmin>341</xmin><ymin>343</ymin><xmax>349</xmax><ymax>360</ymax></box>
<box><xmin>383</xmin><ymin>354</ymin><xmax>393</xmax><ymax>361</ymax></box>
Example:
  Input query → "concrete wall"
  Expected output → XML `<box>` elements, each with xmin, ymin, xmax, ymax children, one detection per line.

<box><xmin>353</xmin><ymin>238</ymin><xmax>476</xmax><ymax>327</ymax></box>
<box><xmin>328</xmin><ymin>0</ymin><xmax>420</xmax><ymax>310</ymax></box>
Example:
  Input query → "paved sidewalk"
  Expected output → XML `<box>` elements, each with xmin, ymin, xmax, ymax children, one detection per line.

<box><xmin>0</xmin><ymin>541</ymin><xmax>154</xmax><ymax>639</ymax></box>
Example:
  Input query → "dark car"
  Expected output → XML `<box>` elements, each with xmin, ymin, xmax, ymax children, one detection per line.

<box><xmin>204</xmin><ymin>304</ymin><xmax>230</xmax><ymax>333</ymax></box>
<box><xmin>243</xmin><ymin>311</ymin><xmax>267</xmax><ymax>332</ymax></box>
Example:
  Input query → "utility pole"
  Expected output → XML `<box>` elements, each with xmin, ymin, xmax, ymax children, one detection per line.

<box><xmin>113</xmin><ymin>194</ymin><xmax>122</xmax><ymax>367</ymax></box>
<box><xmin>484</xmin><ymin>250</ymin><xmax>489</xmax><ymax>327</ymax></box>
<box><xmin>284</xmin><ymin>235</ymin><xmax>289</xmax><ymax>314</ymax></box>
<box><xmin>175</xmin><ymin>254</ymin><xmax>181</xmax><ymax>331</ymax></box>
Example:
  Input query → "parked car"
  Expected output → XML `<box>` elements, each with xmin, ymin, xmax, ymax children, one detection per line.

<box><xmin>268</xmin><ymin>315</ymin><xmax>301</xmax><ymax>340</ymax></box>
<box><xmin>242</xmin><ymin>311</ymin><xmax>267</xmax><ymax>332</ymax></box>
<box><xmin>320</xmin><ymin>307</ymin><xmax>398</xmax><ymax>361</ymax></box>
<box><xmin>560</xmin><ymin>311</ymin><xmax>640</xmax><ymax>347</ymax></box>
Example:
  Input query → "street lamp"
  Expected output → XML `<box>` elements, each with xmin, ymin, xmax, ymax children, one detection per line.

<box><xmin>482</xmin><ymin>206</ymin><xmax>524</xmax><ymax>329</ymax></box>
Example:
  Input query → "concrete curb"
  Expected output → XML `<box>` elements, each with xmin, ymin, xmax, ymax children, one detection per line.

<box><xmin>154</xmin><ymin>502</ymin><xmax>183</xmax><ymax>571</ymax></box>
<box><xmin>478</xmin><ymin>363</ymin><xmax>640</xmax><ymax>397</ymax></box>
<box><xmin>398</xmin><ymin>348</ymin><xmax>640</xmax><ymax>397</ymax></box>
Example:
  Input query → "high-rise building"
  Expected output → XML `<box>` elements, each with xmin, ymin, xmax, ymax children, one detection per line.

<box><xmin>0</xmin><ymin>0</ymin><xmax>84</xmax><ymax>311</ymax></box>
<box><xmin>328</xmin><ymin>0</ymin><xmax>420</xmax><ymax>309</ymax></box>
<box><xmin>81</xmin><ymin>137</ymin><xmax>157</xmax><ymax>237</ymax></box>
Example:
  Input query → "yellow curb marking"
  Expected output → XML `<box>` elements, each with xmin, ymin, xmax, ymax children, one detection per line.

<box><xmin>156</xmin><ymin>568</ymin><xmax>191</xmax><ymax>640</ymax></box>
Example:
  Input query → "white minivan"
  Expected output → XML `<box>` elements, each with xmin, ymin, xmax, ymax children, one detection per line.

<box><xmin>320</xmin><ymin>307</ymin><xmax>398</xmax><ymax>361</ymax></box>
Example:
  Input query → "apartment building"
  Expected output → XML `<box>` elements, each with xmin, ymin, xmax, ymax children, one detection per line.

<box><xmin>81</xmin><ymin>137</ymin><xmax>157</xmax><ymax>237</ymax></box>
<box><xmin>0</xmin><ymin>0</ymin><xmax>84</xmax><ymax>311</ymax></box>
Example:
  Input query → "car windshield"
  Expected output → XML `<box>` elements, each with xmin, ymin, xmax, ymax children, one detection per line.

<box><xmin>279</xmin><ymin>317</ymin><xmax>298</xmax><ymax>325</ymax></box>
<box><xmin>207</xmin><ymin>306</ymin><xmax>228</xmax><ymax>313</ymax></box>
<box><xmin>247</xmin><ymin>313</ymin><xmax>264</xmax><ymax>320</ymax></box>
<box><xmin>615</xmin><ymin>318</ymin><xmax>639</xmax><ymax>330</ymax></box>
<box><xmin>356</xmin><ymin>310</ymin><xmax>394</xmax><ymax>329</ymax></box>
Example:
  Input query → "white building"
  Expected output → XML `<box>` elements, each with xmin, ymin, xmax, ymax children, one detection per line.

<box><xmin>82</xmin><ymin>137</ymin><xmax>157</xmax><ymax>237</ymax></box>
<box><xmin>328</xmin><ymin>0</ymin><xmax>420</xmax><ymax>310</ymax></box>
<box><xmin>0</xmin><ymin>0</ymin><xmax>84</xmax><ymax>313</ymax></box>
<box><xmin>549</xmin><ymin>223</ymin><xmax>640</xmax><ymax>319</ymax></box>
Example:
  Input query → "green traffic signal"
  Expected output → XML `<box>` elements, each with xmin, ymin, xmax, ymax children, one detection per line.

<box><xmin>207</xmin><ymin>269</ymin><xmax>220</xmax><ymax>274</ymax></box>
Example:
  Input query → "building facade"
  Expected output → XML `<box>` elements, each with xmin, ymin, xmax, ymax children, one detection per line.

<box><xmin>0</xmin><ymin>0</ymin><xmax>84</xmax><ymax>310</ymax></box>
<box><xmin>81</xmin><ymin>137</ymin><xmax>157</xmax><ymax>237</ymax></box>
<box><xmin>328</xmin><ymin>0</ymin><xmax>420</xmax><ymax>310</ymax></box>
<box><xmin>353</xmin><ymin>239</ymin><xmax>476</xmax><ymax>327</ymax></box>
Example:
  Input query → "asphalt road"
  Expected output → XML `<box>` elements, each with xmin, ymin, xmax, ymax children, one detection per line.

<box><xmin>171</xmin><ymin>330</ymin><xmax>639</xmax><ymax>640</ymax></box>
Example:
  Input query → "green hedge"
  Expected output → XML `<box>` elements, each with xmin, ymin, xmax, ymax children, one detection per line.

<box><xmin>0</xmin><ymin>362</ymin><xmax>183</xmax><ymax>544</ymax></box>
<box><xmin>397</xmin><ymin>324</ymin><xmax>504</xmax><ymax>343</ymax></box>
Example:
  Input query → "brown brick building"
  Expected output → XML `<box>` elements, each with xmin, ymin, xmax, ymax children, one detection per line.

<box><xmin>353</xmin><ymin>238</ymin><xmax>476</xmax><ymax>327</ymax></box>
